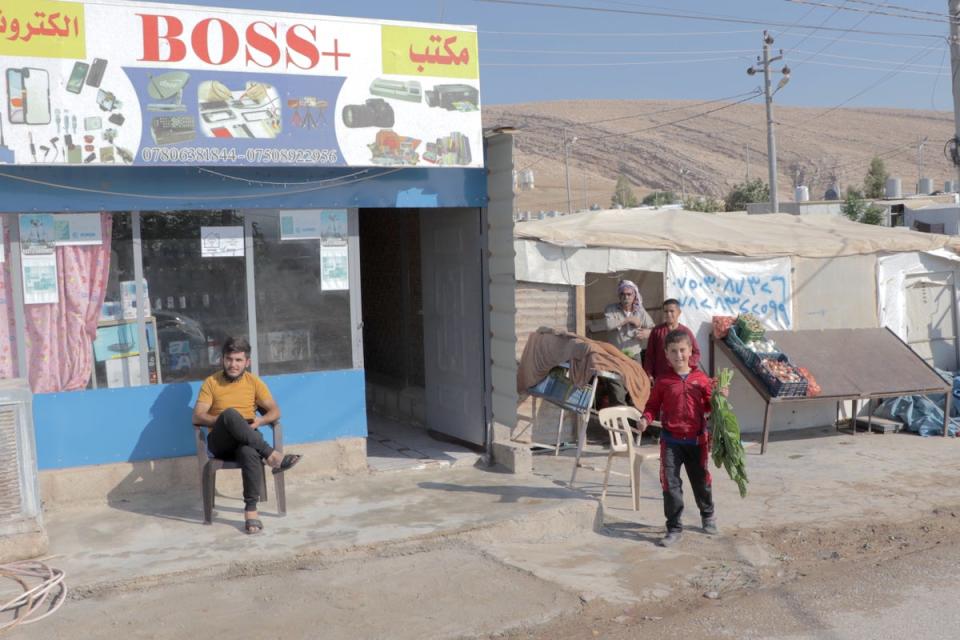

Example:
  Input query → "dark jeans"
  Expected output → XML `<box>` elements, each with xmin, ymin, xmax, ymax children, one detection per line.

<box><xmin>206</xmin><ymin>408</ymin><xmax>275</xmax><ymax>512</ymax></box>
<box><xmin>659</xmin><ymin>438</ymin><xmax>714</xmax><ymax>533</ymax></box>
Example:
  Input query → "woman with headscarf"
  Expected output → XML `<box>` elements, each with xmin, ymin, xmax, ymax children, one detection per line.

<box><xmin>588</xmin><ymin>279</ymin><xmax>655</xmax><ymax>361</ymax></box>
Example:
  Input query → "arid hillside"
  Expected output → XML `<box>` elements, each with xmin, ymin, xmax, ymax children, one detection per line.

<box><xmin>482</xmin><ymin>100</ymin><xmax>956</xmax><ymax>213</ymax></box>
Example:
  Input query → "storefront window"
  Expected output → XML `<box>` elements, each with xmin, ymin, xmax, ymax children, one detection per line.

<box><xmin>248</xmin><ymin>210</ymin><xmax>352</xmax><ymax>375</ymax></box>
<box><xmin>91</xmin><ymin>214</ymin><xmax>149</xmax><ymax>388</ymax></box>
<box><xmin>141</xmin><ymin>210</ymin><xmax>248</xmax><ymax>383</ymax></box>
<box><xmin>0</xmin><ymin>216</ymin><xmax>20</xmax><ymax>381</ymax></box>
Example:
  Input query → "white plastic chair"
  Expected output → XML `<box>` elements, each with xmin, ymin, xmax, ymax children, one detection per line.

<box><xmin>597</xmin><ymin>406</ymin><xmax>648</xmax><ymax>511</ymax></box>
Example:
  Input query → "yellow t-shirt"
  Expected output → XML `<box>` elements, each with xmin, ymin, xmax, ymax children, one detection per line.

<box><xmin>197</xmin><ymin>371</ymin><xmax>273</xmax><ymax>421</ymax></box>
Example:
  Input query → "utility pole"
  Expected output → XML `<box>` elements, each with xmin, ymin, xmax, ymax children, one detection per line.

<box><xmin>745</xmin><ymin>146</ymin><xmax>751</xmax><ymax>181</ymax></box>
<box><xmin>748</xmin><ymin>32</ymin><xmax>790</xmax><ymax>213</ymax></box>
<box><xmin>917</xmin><ymin>136</ymin><xmax>928</xmax><ymax>192</ymax></box>
<box><xmin>950</xmin><ymin>0</ymin><xmax>960</xmax><ymax>187</ymax></box>
<box><xmin>679</xmin><ymin>168</ymin><xmax>688</xmax><ymax>202</ymax></box>
<box><xmin>563</xmin><ymin>131</ymin><xmax>576</xmax><ymax>215</ymax></box>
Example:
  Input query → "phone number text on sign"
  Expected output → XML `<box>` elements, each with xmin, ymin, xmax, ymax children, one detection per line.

<box><xmin>140</xmin><ymin>147</ymin><xmax>341</xmax><ymax>164</ymax></box>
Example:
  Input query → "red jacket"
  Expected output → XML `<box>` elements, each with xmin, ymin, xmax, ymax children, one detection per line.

<box><xmin>642</xmin><ymin>368</ymin><xmax>713</xmax><ymax>440</ymax></box>
<box><xmin>643</xmin><ymin>323</ymin><xmax>701</xmax><ymax>379</ymax></box>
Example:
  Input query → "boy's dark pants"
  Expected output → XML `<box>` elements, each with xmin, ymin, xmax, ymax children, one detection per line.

<box><xmin>660</xmin><ymin>438</ymin><xmax>714</xmax><ymax>533</ymax></box>
<box><xmin>207</xmin><ymin>408</ymin><xmax>275</xmax><ymax>511</ymax></box>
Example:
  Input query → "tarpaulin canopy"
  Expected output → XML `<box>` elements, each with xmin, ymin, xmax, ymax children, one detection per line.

<box><xmin>514</xmin><ymin>209</ymin><xmax>960</xmax><ymax>259</ymax></box>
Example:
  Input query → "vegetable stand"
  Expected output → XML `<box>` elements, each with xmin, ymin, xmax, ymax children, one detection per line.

<box><xmin>709</xmin><ymin>327</ymin><xmax>951</xmax><ymax>454</ymax></box>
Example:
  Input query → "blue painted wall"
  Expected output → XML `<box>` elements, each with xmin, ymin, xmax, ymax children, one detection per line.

<box><xmin>33</xmin><ymin>368</ymin><xmax>367</xmax><ymax>470</ymax></box>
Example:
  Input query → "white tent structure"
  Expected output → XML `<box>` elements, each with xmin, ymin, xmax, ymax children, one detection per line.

<box><xmin>514</xmin><ymin>208</ymin><xmax>960</xmax><ymax>434</ymax></box>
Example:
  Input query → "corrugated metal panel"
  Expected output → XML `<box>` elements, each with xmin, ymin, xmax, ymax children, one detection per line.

<box><xmin>486</xmin><ymin>133</ymin><xmax>519</xmax><ymax>431</ymax></box>
<box><xmin>0</xmin><ymin>405</ymin><xmax>22</xmax><ymax>518</ymax></box>
<box><xmin>515</xmin><ymin>281</ymin><xmax>576</xmax><ymax>360</ymax></box>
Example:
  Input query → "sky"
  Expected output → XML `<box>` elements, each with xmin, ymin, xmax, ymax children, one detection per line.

<box><xmin>140</xmin><ymin>0</ymin><xmax>956</xmax><ymax>110</ymax></box>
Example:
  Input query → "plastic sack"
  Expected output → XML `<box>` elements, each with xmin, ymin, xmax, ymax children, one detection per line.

<box><xmin>796</xmin><ymin>366</ymin><xmax>821</xmax><ymax>397</ymax></box>
<box><xmin>873</xmin><ymin>395</ymin><xmax>959</xmax><ymax>437</ymax></box>
<box><xmin>712</xmin><ymin>316</ymin><xmax>735</xmax><ymax>340</ymax></box>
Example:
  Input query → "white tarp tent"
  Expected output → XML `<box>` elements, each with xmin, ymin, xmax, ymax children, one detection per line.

<box><xmin>514</xmin><ymin>208</ymin><xmax>960</xmax><ymax>433</ymax></box>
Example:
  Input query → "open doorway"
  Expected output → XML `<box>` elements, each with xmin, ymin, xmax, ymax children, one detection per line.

<box><xmin>585</xmin><ymin>269</ymin><xmax>665</xmax><ymax>342</ymax></box>
<box><xmin>359</xmin><ymin>208</ymin><xmax>485</xmax><ymax>471</ymax></box>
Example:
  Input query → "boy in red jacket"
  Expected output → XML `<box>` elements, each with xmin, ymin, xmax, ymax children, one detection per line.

<box><xmin>643</xmin><ymin>298</ymin><xmax>701</xmax><ymax>381</ymax></box>
<box><xmin>638</xmin><ymin>329</ymin><xmax>718</xmax><ymax>547</ymax></box>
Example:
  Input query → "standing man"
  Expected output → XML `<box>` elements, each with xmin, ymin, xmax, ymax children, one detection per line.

<box><xmin>588</xmin><ymin>279</ymin><xmax>655</xmax><ymax>361</ymax></box>
<box><xmin>644</xmin><ymin>298</ymin><xmax>701</xmax><ymax>380</ymax></box>
<box><xmin>193</xmin><ymin>337</ymin><xmax>302</xmax><ymax>534</ymax></box>
<box><xmin>588</xmin><ymin>279</ymin><xmax>655</xmax><ymax>406</ymax></box>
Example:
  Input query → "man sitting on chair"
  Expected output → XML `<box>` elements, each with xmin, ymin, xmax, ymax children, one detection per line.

<box><xmin>193</xmin><ymin>336</ymin><xmax>301</xmax><ymax>534</ymax></box>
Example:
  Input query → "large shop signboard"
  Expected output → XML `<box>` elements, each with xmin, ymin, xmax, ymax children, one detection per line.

<box><xmin>0</xmin><ymin>0</ymin><xmax>482</xmax><ymax>167</ymax></box>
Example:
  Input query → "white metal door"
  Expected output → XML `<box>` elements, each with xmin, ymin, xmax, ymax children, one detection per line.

<box><xmin>420</xmin><ymin>208</ymin><xmax>485</xmax><ymax>445</ymax></box>
<box><xmin>905</xmin><ymin>271</ymin><xmax>959</xmax><ymax>371</ymax></box>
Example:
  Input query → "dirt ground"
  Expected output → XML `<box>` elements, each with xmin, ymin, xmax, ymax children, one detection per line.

<box><xmin>499</xmin><ymin>503</ymin><xmax>960</xmax><ymax>639</ymax></box>
<box><xmin>483</xmin><ymin>100</ymin><xmax>955</xmax><ymax>212</ymax></box>
<box><xmin>14</xmin><ymin>501</ymin><xmax>959</xmax><ymax>640</ymax></box>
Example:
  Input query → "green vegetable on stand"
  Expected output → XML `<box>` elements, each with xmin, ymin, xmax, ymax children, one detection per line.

<box><xmin>710</xmin><ymin>368</ymin><xmax>748</xmax><ymax>498</ymax></box>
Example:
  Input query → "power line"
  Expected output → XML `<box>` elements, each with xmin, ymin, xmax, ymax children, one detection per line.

<box><xmin>481</xmin><ymin>28</ymin><xmax>759</xmax><ymax>37</ymax></box>
<box><xmin>782</xmin><ymin>0</ymin><xmax>957</xmax><ymax>25</ymax></box>
<box><xmin>580</xmin><ymin>92</ymin><xmax>762</xmax><ymax>141</ymax></box>
<box><xmin>473</xmin><ymin>0</ymin><xmax>947</xmax><ymax>39</ymax></box>
<box><xmin>800</xmin><ymin>59</ymin><xmax>945</xmax><ymax>76</ymax></box>
<box><xmin>779</xmin><ymin>0</ymin><xmax>849</xmax><ymax>53</ymax></box>
<box><xmin>483</xmin><ymin>56</ymin><xmax>746</xmax><ymax>67</ymax></box>
<box><xmin>781</xmin><ymin>43</ymin><xmax>944</xmax><ymax>130</ymax></box>
<box><xmin>843</xmin><ymin>0</ymin><xmax>953</xmax><ymax>19</ymax></box>
<box><xmin>518</xmin><ymin>90</ymin><xmax>765</xmax><ymax>133</ymax></box>
<box><xmin>484</xmin><ymin>47</ymin><xmax>756</xmax><ymax>55</ymax></box>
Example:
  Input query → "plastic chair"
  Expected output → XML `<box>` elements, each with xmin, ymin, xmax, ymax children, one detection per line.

<box><xmin>597</xmin><ymin>406</ymin><xmax>648</xmax><ymax>511</ymax></box>
<box><xmin>194</xmin><ymin>421</ymin><xmax>287</xmax><ymax>524</ymax></box>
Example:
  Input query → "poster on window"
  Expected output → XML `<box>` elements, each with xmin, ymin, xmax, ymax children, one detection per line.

<box><xmin>0</xmin><ymin>0</ymin><xmax>482</xmax><ymax>168</ymax></box>
<box><xmin>21</xmin><ymin>252</ymin><xmax>58</xmax><ymax>304</ymax></box>
<box><xmin>200</xmin><ymin>226</ymin><xmax>244</xmax><ymax>258</ymax></box>
<box><xmin>320</xmin><ymin>245</ymin><xmax>348</xmax><ymax>290</ymax></box>
<box><xmin>320</xmin><ymin>210</ymin><xmax>349</xmax><ymax>246</ymax></box>
<box><xmin>53</xmin><ymin>213</ymin><xmax>103</xmax><ymax>245</ymax></box>
<box><xmin>280</xmin><ymin>210</ymin><xmax>322</xmax><ymax>241</ymax></box>
<box><xmin>19</xmin><ymin>214</ymin><xmax>55</xmax><ymax>254</ymax></box>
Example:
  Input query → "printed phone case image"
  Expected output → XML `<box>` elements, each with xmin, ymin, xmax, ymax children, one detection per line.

<box><xmin>66</xmin><ymin>61</ymin><xmax>89</xmax><ymax>94</ymax></box>
<box><xmin>23</xmin><ymin>68</ymin><xmax>51</xmax><ymax>125</ymax></box>
<box><xmin>86</xmin><ymin>58</ymin><xmax>107</xmax><ymax>88</ymax></box>
<box><xmin>6</xmin><ymin>69</ymin><xmax>24</xmax><ymax>124</ymax></box>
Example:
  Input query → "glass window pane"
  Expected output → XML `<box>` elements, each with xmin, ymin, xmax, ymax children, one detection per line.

<box><xmin>141</xmin><ymin>210</ymin><xmax>248</xmax><ymax>383</ymax></box>
<box><xmin>91</xmin><ymin>213</ymin><xmax>150</xmax><ymax>389</ymax></box>
<box><xmin>248</xmin><ymin>210</ymin><xmax>352</xmax><ymax>375</ymax></box>
<box><xmin>19</xmin><ymin>213</ymin><xmax>117</xmax><ymax>393</ymax></box>
<box><xmin>0</xmin><ymin>215</ymin><xmax>20</xmax><ymax>380</ymax></box>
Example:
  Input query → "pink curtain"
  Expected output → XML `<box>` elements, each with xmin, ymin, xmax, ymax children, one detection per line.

<box><xmin>0</xmin><ymin>222</ymin><xmax>18</xmax><ymax>379</ymax></box>
<box><xmin>24</xmin><ymin>213</ymin><xmax>113</xmax><ymax>393</ymax></box>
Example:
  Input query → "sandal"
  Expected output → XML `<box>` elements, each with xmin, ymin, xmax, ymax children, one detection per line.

<box><xmin>245</xmin><ymin>518</ymin><xmax>264</xmax><ymax>535</ymax></box>
<box><xmin>272</xmin><ymin>453</ymin><xmax>303</xmax><ymax>475</ymax></box>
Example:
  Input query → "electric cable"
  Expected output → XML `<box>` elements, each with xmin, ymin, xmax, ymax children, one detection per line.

<box><xmin>483</xmin><ymin>55</ymin><xmax>746</xmax><ymax>67</ymax></box>
<box><xmin>780</xmin><ymin>43</ymin><xmax>944</xmax><ymax>130</ymax></box>
<box><xmin>783</xmin><ymin>0</ymin><xmax>957</xmax><ymax>25</ymax></box>
<box><xmin>0</xmin><ymin>168</ymin><xmax>406</xmax><ymax>200</ymax></box>
<box><xmin>0</xmin><ymin>559</ymin><xmax>66</xmax><ymax>633</ymax></box>
<box><xmin>473</xmin><ymin>0</ymin><xmax>947</xmax><ymax>39</ymax></box>
<box><xmin>481</xmin><ymin>28</ymin><xmax>759</xmax><ymax>37</ymax></box>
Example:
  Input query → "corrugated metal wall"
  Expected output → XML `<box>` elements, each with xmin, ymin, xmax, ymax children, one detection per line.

<box><xmin>514</xmin><ymin>280</ymin><xmax>577</xmax><ymax>444</ymax></box>
<box><xmin>485</xmin><ymin>134</ymin><xmax>520</xmax><ymax>439</ymax></box>
<box><xmin>515</xmin><ymin>282</ymin><xmax>577</xmax><ymax>359</ymax></box>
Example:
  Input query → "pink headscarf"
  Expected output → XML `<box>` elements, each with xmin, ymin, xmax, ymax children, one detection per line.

<box><xmin>617</xmin><ymin>279</ymin><xmax>642</xmax><ymax>314</ymax></box>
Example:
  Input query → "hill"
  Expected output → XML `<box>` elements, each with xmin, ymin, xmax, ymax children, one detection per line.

<box><xmin>482</xmin><ymin>100</ymin><xmax>956</xmax><ymax>213</ymax></box>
